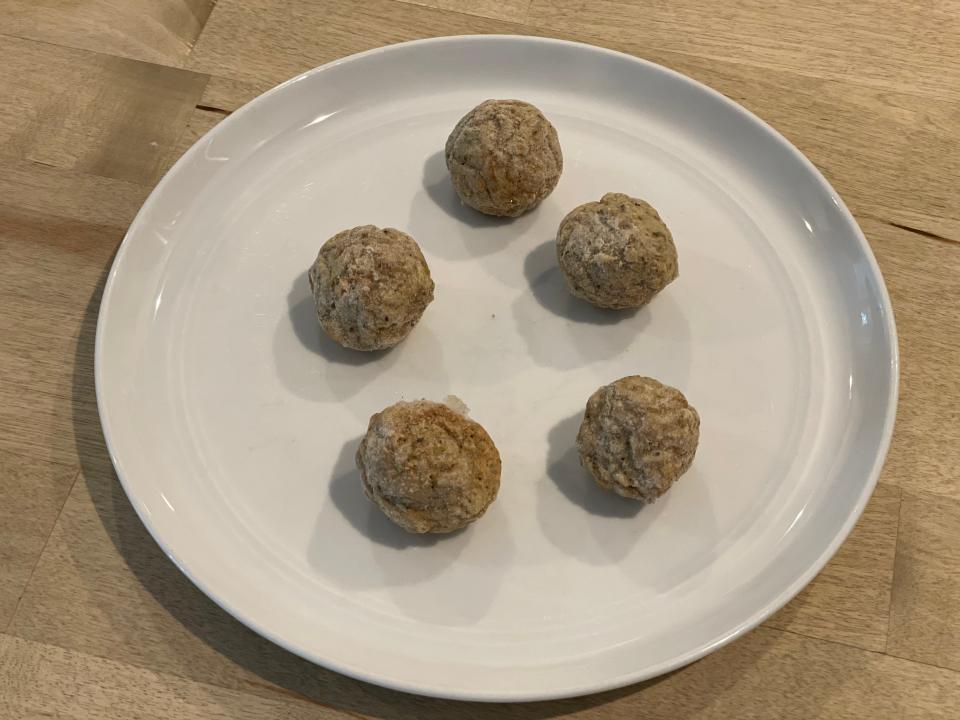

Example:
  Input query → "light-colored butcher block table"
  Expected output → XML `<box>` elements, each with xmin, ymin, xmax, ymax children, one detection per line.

<box><xmin>1</xmin><ymin>1</ymin><xmax>959</xmax><ymax>717</ymax></box>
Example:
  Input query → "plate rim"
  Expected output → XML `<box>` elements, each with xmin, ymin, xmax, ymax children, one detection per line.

<box><xmin>95</xmin><ymin>33</ymin><xmax>900</xmax><ymax>702</ymax></box>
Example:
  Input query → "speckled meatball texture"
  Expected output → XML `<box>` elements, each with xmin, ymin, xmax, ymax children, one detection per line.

<box><xmin>356</xmin><ymin>401</ymin><xmax>502</xmax><ymax>533</ymax></box>
<box><xmin>308</xmin><ymin>225</ymin><xmax>434</xmax><ymax>351</ymax></box>
<box><xmin>445</xmin><ymin>99</ymin><xmax>563</xmax><ymax>217</ymax></box>
<box><xmin>557</xmin><ymin>193</ymin><xmax>678</xmax><ymax>309</ymax></box>
<box><xmin>577</xmin><ymin>376</ymin><xmax>699</xmax><ymax>502</ymax></box>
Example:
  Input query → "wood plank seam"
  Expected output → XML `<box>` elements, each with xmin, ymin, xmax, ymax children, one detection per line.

<box><xmin>1</xmin><ymin>623</ymin><xmax>369</xmax><ymax>716</ymax></box>
<box><xmin>0</xmin><ymin>31</ymin><xmax>91</xmax><ymax>60</ymax></box>
<box><xmin>884</xmin><ymin>495</ymin><xmax>908</xmax><ymax>655</ymax></box>
<box><xmin>772</xmin><ymin>623</ymin><xmax>960</xmax><ymax>676</ymax></box>
<box><xmin>0</xmin><ymin>29</ymin><xmax>204</xmax><ymax>74</ymax></box>
<box><xmin>160</xmin><ymin>73</ymin><xmax>215</xmax><ymax>172</ymax></box>
<box><xmin>516</xmin><ymin>18</ymin><xmax>960</xmax><ymax>120</ymax></box>
<box><xmin>883</xmin><ymin>221</ymin><xmax>958</xmax><ymax>247</ymax></box>
<box><xmin>859</xmin><ymin>213</ymin><xmax>959</xmax><ymax>247</ymax></box>
<box><xmin>0</xmin><ymin>632</ymin><xmax>356</xmax><ymax>718</ymax></box>
<box><xmin>0</xmin><ymin>0</ymin><xmax>219</xmax><ymax>68</ymax></box>
<box><xmin>391</xmin><ymin>0</ymin><xmax>535</xmax><ymax>24</ymax></box>
<box><xmin>3</xmin><ymin>469</ymin><xmax>80</xmax><ymax>633</ymax></box>
<box><xmin>195</xmin><ymin>104</ymin><xmax>232</xmax><ymax>116</ymax></box>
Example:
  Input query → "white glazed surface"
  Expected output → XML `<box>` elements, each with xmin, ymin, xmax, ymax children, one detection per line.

<box><xmin>96</xmin><ymin>36</ymin><xmax>898</xmax><ymax>701</ymax></box>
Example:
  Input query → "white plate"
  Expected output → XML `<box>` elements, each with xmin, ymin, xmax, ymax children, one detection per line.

<box><xmin>96</xmin><ymin>36</ymin><xmax>898</xmax><ymax>701</ymax></box>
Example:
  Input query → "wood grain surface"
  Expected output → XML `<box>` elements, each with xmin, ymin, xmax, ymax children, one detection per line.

<box><xmin>1</xmin><ymin>1</ymin><xmax>958</xmax><ymax>717</ymax></box>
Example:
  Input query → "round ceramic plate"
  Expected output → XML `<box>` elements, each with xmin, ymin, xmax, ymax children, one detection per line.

<box><xmin>96</xmin><ymin>36</ymin><xmax>898</xmax><ymax>701</ymax></box>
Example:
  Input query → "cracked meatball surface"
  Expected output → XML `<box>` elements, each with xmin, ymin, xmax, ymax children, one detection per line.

<box><xmin>356</xmin><ymin>400</ymin><xmax>502</xmax><ymax>534</ymax></box>
<box><xmin>445</xmin><ymin>99</ymin><xmax>562</xmax><ymax>217</ymax></box>
<box><xmin>308</xmin><ymin>225</ymin><xmax>434</xmax><ymax>351</ymax></box>
<box><xmin>557</xmin><ymin>193</ymin><xmax>678</xmax><ymax>309</ymax></box>
<box><xmin>577</xmin><ymin>376</ymin><xmax>699</xmax><ymax>502</ymax></box>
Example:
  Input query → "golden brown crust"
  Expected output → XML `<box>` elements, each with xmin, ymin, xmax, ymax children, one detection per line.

<box><xmin>577</xmin><ymin>376</ymin><xmax>699</xmax><ymax>502</ymax></box>
<box><xmin>356</xmin><ymin>400</ymin><xmax>502</xmax><ymax>533</ymax></box>
<box><xmin>308</xmin><ymin>225</ymin><xmax>434</xmax><ymax>351</ymax></box>
<box><xmin>556</xmin><ymin>193</ymin><xmax>678</xmax><ymax>309</ymax></box>
<box><xmin>445</xmin><ymin>99</ymin><xmax>563</xmax><ymax>217</ymax></box>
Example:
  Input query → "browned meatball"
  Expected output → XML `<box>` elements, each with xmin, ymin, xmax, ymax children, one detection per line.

<box><xmin>577</xmin><ymin>376</ymin><xmax>699</xmax><ymax>502</ymax></box>
<box><xmin>557</xmin><ymin>193</ymin><xmax>678</xmax><ymax>309</ymax></box>
<box><xmin>356</xmin><ymin>400</ymin><xmax>502</xmax><ymax>533</ymax></box>
<box><xmin>445</xmin><ymin>99</ymin><xmax>563</xmax><ymax>217</ymax></box>
<box><xmin>308</xmin><ymin>225</ymin><xmax>434</xmax><ymax>351</ymax></box>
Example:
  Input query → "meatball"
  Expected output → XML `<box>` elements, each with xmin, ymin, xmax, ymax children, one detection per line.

<box><xmin>356</xmin><ymin>400</ymin><xmax>502</xmax><ymax>533</ymax></box>
<box><xmin>557</xmin><ymin>193</ymin><xmax>678</xmax><ymax>309</ymax></box>
<box><xmin>445</xmin><ymin>99</ymin><xmax>563</xmax><ymax>217</ymax></box>
<box><xmin>577</xmin><ymin>376</ymin><xmax>699</xmax><ymax>502</ymax></box>
<box><xmin>308</xmin><ymin>225</ymin><xmax>434</xmax><ymax>351</ymax></box>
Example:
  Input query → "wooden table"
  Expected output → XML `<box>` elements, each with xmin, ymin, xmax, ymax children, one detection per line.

<box><xmin>1</xmin><ymin>1</ymin><xmax>958</xmax><ymax>717</ymax></box>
